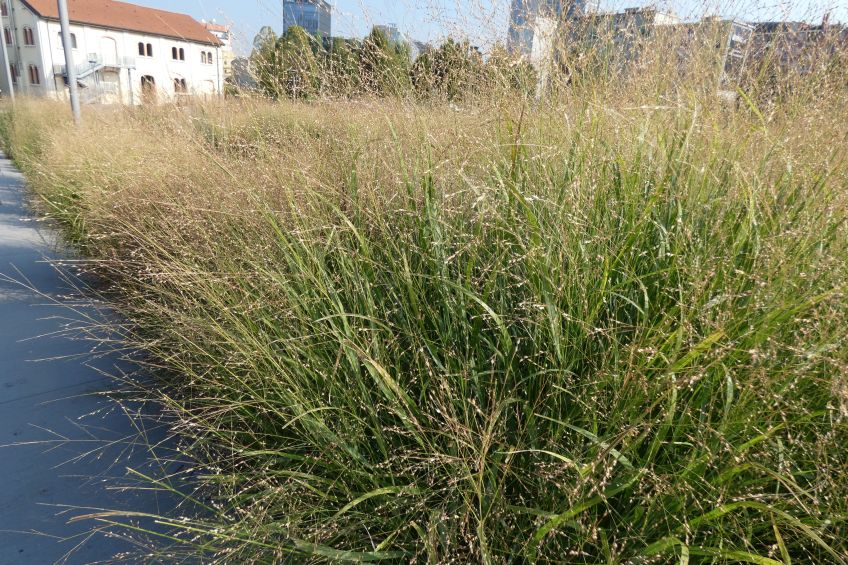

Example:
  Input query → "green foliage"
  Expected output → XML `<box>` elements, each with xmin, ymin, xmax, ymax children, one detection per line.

<box><xmin>411</xmin><ymin>39</ymin><xmax>483</xmax><ymax>100</ymax></box>
<box><xmin>278</xmin><ymin>26</ymin><xmax>320</xmax><ymax>99</ymax></box>
<box><xmin>484</xmin><ymin>42</ymin><xmax>539</xmax><ymax>97</ymax></box>
<box><xmin>3</xmin><ymin>45</ymin><xmax>848</xmax><ymax>562</ymax></box>
<box><xmin>359</xmin><ymin>27</ymin><xmax>411</xmax><ymax>97</ymax></box>
<box><xmin>250</xmin><ymin>26</ymin><xmax>492</xmax><ymax>101</ymax></box>
<box><xmin>323</xmin><ymin>37</ymin><xmax>362</xmax><ymax>97</ymax></box>
<box><xmin>249</xmin><ymin>25</ymin><xmax>282</xmax><ymax>98</ymax></box>
<box><xmin>250</xmin><ymin>26</ymin><xmax>319</xmax><ymax>100</ymax></box>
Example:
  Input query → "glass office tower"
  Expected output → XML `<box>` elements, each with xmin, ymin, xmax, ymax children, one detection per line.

<box><xmin>283</xmin><ymin>0</ymin><xmax>332</xmax><ymax>40</ymax></box>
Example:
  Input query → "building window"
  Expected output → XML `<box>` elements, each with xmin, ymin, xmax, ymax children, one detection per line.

<box><xmin>179</xmin><ymin>47</ymin><xmax>185</xmax><ymax>60</ymax></box>
<box><xmin>141</xmin><ymin>74</ymin><xmax>156</xmax><ymax>103</ymax></box>
<box><xmin>28</xmin><ymin>64</ymin><xmax>39</xmax><ymax>85</ymax></box>
<box><xmin>57</xmin><ymin>32</ymin><xmax>77</xmax><ymax>49</ymax></box>
<box><xmin>9</xmin><ymin>63</ymin><xmax>16</xmax><ymax>83</ymax></box>
<box><xmin>146</xmin><ymin>43</ymin><xmax>153</xmax><ymax>56</ymax></box>
<box><xmin>174</xmin><ymin>78</ymin><xmax>187</xmax><ymax>93</ymax></box>
<box><xmin>138</xmin><ymin>41</ymin><xmax>144</xmax><ymax>56</ymax></box>
<box><xmin>206</xmin><ymin>51</ymin><xmax>213</xmax><ymax>64</ymax></box>
<box><xmin>3</xmin><ymin>26</ymin><xmax>10</xmax><ymax>45</ymax></box>
<box><xmin>201</xmin><ymin>51</ymin><xmax>206</xmax><ymax>64</ymax></box>
<box><xmin>171</xmin><ymin>46</ymin><xmax>177</xmax><ymax>59</ymax></box>
<box><xmin>1</xmin><ymin>2</ymin><xmax>7</xmax><ymax>17</ymax></box>
<box><xmin>23</xmin><ymin>26</ymin><xmax>34</xmax><ymax>46</ymax></box>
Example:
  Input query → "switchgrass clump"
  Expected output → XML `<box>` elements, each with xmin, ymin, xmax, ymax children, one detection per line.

<box><xmin>2</xmin><ymin>68</ymin><xmax>847</xmax><ymax>563</ymax></box>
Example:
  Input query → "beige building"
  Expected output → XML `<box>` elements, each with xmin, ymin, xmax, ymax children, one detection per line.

<box><xmin>204</xmin><ymin>21</ymin><xmax>233</xmax><ymax>80</ymax></box>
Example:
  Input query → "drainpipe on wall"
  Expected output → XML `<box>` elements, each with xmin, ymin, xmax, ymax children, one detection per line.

<box><xmin>216</xmin><ymin>44</ymin><xmax>221</xmax><ymax>98</ymax></box>
<box><xmin>0</xmin><ymin>18</ymin><xmax>14</xmax><ymax>101</ymax></box>
<box><xmin>45</xmin><ymin>13</ymin><xmax>55</xmax><ymax>95</ymax></box>
<box><xmin>127</xmin><ymin>66</ymin><xmax>133</xmax><ymax>105</ymax></box>
<box><xmin>8</xmin><ymin>0</ymin><xmax>25</xmax><ymax>94</ymax></box>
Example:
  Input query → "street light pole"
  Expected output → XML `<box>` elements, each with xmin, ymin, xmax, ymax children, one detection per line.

<box><xmin>57</xmin><ymin>0</ymin><xmax>80</xmax><ymax>124</ymax></box>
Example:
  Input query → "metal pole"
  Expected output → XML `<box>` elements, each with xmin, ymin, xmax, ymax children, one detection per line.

<box><xmin>216</xmin><ymin>45</ymin><xmax>222</xmax><ymax>98</ymax></box>
<box><xmin>0</xmin><ymin>24</ymin><xmax>14</xmax><ymax>103</ymax></box>
<box><xmin>57</xmin><ymin>0</ymin><xmax>80</xmax><ymax>123</ymax></box>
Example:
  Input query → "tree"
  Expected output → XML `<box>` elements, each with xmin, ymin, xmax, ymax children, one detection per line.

<box><xmin>250</xmin><ymin>26</ymin><xmax>283</xmax><ymax>98</ymax></box>
<box><xmin>485</xmin><ymin>42</ymin><xmax>538</xmax><ymax>97</ymax></box>
<box><xmin>253</xmin><ymin>25</ymin><xmax>277</xmax><ymax>53</ymax></box>
<box><xmin>360</xmin><ymin>27</ymin><xmax>411</xmax><ymax>97</ymax></box>
<box><xmin>412</xmin><ymin>38</ymin><xmax>484</xmax><ymax>101</ymax></box>
<box><xmin>324</xmin><ymin>37</ymin><xmax>361</xmax><ymax>98</ymax></box>
<box><xmin>410</xmin><ymin>47</ymin><xmax>437</xmax><ymax>97</ymax></box>
<box><xmin>249</xmin><ymin>25</ymin><xmax>321</xmax><ymax>100</ymax></box>
<box><xmin>278</xmin><ymin>26</ymin><xmax>320</xmax><ymax>99</ymax></box>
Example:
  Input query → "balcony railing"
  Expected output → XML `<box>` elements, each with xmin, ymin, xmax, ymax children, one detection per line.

<box><xmin>103</xmin><ymin>56</ymin><xmax>136</xmax><ymax>69</ymax></box>
<box><xmin>53</xmin><ymin>54</ymin><xmax>135</xmax><ymax>77</ymax></box>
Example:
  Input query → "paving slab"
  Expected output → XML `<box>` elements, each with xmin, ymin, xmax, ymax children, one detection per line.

<box><xmin>0</xmin><ymin>151</ymin><xmax>180</xmax><ymax>564</ymax></box>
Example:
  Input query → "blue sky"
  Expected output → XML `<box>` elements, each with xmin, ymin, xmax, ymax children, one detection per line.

<box><xmin>136</xmin><ymin>0</ymin><xmax>847</xmax><ymax>54</ymax></box>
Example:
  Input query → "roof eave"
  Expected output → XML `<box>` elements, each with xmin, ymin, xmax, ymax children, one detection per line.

<box><xmin>20</xmin><ymin>0</ymin><xmax>223</xmax><ymax>47</ymax></box>
<box><xmin>37</xmin><ymin>14</ymin><xmax>223</xmax><ymax>46</ymax></box>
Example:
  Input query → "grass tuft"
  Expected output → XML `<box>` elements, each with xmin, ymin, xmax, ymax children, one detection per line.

<box><xmin>2</xmin><ymin>66</ymin><xmax>847</xmax><ymax>563</ymax></box>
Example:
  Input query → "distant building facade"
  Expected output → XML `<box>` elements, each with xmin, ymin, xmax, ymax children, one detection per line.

<box><xmin>557</xmin><ymin>8</ymin><xmax>753</xmax><ymax>88</ymax></box>
<box><xmin>0</xmin><ymin>0</ymin><xmax>223</xmax><ymax>104</ymax></box>
<box><xmin>563</xmin><ymin>7</ymin><xmax>681</xmax><ymax>65</ymax></box>
<box><xmin>375</xmin><ymin>23</ymin><xmax>403</xmax><ymax>45</ymax></box>
<box><xmin>374</xmin><ymin>23</ymin><xmax>428</xmax><ymax>60</ymax></box>
<box><xmin>508</xmin><ymin>0</ymin><xmax>586</xmax><ymax>57</ymax></box>
<box><xmin>409</xmin><ymin>40</ymin><xmax>436</xmax><ymax>61</ymax></box>
<box><xmin>283</xmin><ymin>0</ymin><xmax>331</xmax><ymax>40</ymax></box>
<box><xmin>749</xmin><ymin>18</ymin><xmax>847</xmax><ymax>76</ymax></box>
<box><xmin>204</xmin><ymin>21</ymin><xmax>234</xmax><ymax>79</ymax></box>
<box><xmin>230</xmin><ymin>56</ymin><xmax>256</xmax><ymax>90</ymax></box>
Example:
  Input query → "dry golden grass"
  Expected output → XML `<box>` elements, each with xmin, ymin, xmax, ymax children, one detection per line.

<box><xmin>2</xmin><ymin>52</ymin><xmax>848</xmax><ymax>561</ymax></box>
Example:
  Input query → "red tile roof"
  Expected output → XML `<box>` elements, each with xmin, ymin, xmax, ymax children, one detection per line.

<box><xmin>21</xmin><ymin>0</ymin><xmax>222</xmax><ymax>45</ymax></box>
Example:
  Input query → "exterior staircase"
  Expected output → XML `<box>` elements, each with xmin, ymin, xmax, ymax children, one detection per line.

<box><xmin>54</xmin><ymin>53</ymin><xmax>135</xmax><ymax>104</ymax></box>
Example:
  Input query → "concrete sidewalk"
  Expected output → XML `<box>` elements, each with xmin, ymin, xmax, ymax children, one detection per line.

<box><xmin>0</xmin><ymin>152</ymin><xmax>179</xmax><ymax>564</ymax></box>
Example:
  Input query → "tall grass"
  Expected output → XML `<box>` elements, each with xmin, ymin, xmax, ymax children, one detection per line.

<box><xmin>2</xmin><ymin>47</ymin><xmax>847</xmax><ymax>562</ymax></box>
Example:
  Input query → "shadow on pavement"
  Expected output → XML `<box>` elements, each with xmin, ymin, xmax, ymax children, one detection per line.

<box><xmin>0</xmin><ymin>152</ymin><xmax>201</xmax><ymax>564</ymax></box>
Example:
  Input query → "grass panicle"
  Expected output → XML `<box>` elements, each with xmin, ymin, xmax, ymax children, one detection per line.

<box><xmin>1</xmin><ymin>42</ymin><xmax>847</xmax><ymax>563</ymax></box>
